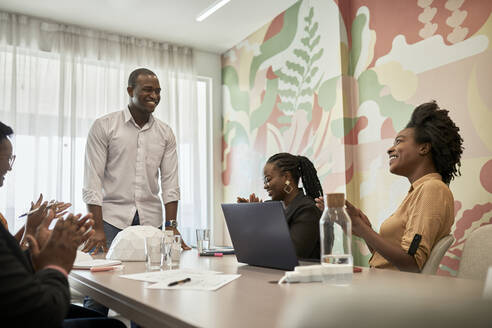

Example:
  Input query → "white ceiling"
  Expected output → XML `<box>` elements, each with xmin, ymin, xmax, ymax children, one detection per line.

<box><xmin>0</xmin><ymin>0</ymin><xmax>298</xmax><ymax>54</ymax></box>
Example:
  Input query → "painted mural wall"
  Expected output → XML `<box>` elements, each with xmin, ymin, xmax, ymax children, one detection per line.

<box><xmin>221</xmin><ymin>0</ymin><xmax>492</xmax><ymax>274</ymax></box>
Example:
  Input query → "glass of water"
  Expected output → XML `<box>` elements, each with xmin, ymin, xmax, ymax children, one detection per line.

<box><xmin>196</xmin><ymin>228</ymin><xmax>210</xmax><ymax>253</ymax></box>
<box><xmin>171</xmin><ymin>235</ymin><xmax>182</xmax><ymax>266</ymax></box>
<box><xmin>145</xmin><ymin>237</ymin><xmax>162</xmax><ymax>271</ymax></box>
<box><xmin>161</xmin><ymin>232</ymin><xmax>173</xmax><ymax>269</ymax></box>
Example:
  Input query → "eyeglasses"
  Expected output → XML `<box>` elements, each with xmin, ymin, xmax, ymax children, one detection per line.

<box><xmin>0</xmin><ymin>154</ymin><xmax>15</xmax><ymax>168</ymax></box>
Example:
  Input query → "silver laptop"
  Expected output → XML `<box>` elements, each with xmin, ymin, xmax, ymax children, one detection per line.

<box><xmin>221</xmin><ymin>201</ymin><xmax>301</xmax><ymax>271</ymax></box>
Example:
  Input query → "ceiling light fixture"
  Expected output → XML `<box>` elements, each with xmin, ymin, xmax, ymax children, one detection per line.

<box><xmin>196</xmin><ymin>0</ymin><xmax>231</xmax><ymax>22</ymax></box>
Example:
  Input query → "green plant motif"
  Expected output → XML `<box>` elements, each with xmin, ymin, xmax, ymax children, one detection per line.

<box><xmin>275</xmin><ymin>7</ymin><xmax>324</xmax><ymax>116</ymax></box>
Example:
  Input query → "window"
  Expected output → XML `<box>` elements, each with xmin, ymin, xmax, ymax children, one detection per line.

<box><xmin>0</xmin><ymin>45</ymin><xmax>211</xmax><ymax>243</ymax></box>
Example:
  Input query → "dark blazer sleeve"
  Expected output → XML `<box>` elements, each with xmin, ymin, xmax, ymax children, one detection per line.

<box><xmin>289</xmin><ymin>204</ymin><xmax>321</xmax><ymax>259</ymax></box>
<box><xmin>0</xmin><ymin>228</ymin><xmax>70</xmax><ymax>327</ymax></box>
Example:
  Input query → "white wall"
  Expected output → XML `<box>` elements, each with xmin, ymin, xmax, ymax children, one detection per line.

<box><xmin>193</xmin><ymin>50</ymin><xmax>226</xmax><ymax>246</ymax></box>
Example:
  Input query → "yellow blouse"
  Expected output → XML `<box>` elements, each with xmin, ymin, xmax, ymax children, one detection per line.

<box><xmin>369</xmin><ymin>173</ymin><xmax>454</xmax><ymax>270</ymax></box>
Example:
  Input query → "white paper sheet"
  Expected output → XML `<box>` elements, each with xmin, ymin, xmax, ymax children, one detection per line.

<box><xmin>120</xmin><ymin>268</ymin><xmax>221</xmax><ymax>283</ymax></box>
<box><xmin>147</xmin><ymin>274</ymin><xmax>240</xmax><ymax>291</ymax></box>
<box><xmin>120</xmin><ymin>268</ymin><xmax>240</xmax><ymax>291</ymax></box>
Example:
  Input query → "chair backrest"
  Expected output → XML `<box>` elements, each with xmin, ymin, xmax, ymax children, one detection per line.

<box><xmin>457</xmin><ymin>224</ymin><xmax>492</xmax><ymax>280</ymax></box>
<box><xmin>421</xmin><ymin>234</ymin><xmax>454</xmax><ymax>275</ymax></box>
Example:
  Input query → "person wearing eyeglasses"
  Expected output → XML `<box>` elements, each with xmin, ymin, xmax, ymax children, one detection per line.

<box><xmin>237</xmin><ymin>153</ymin><xmax>326</xmax><ymax>259</ymax></box>
<box><xmin>0</xmin><ymin>121</ymin><xmax>126</xmax><ymax>327</ymax></box>
<box><xmin>0</xmin><ymin>149</ymin><xmax>71</xmax><ymax>241</ymax></box>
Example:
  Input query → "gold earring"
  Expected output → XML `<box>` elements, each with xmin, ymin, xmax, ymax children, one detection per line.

<box><xmin>283</xmin><ymin>180</ymin><xmax>293</xmax><ymax>194</ymax></box>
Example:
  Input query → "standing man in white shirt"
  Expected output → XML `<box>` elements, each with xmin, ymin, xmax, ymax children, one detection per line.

<box><xmin>82</xmin><ymin>67</ymin><xmax>190</xmax><ymax>254</ymax></box>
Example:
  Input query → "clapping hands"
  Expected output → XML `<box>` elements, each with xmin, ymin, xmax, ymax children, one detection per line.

<box><xmin>21</xmin><ymin>194</ymin><xmax>72</xmax><ymax>249</ymax></box>
<box><xmin>237</xmin><ymin>193</ymin><xmax>262</xmax><ymax>203</ymax></box>
<box><xmin>26</xmin><ymin>213</ymin><xmax>95</xmax><ymax>273</ymax></box>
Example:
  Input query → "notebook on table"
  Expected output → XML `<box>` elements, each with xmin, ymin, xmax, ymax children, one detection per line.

<box><xmin>73</xmin><ymin>250</ymin><xmax>121</xmax><ymax>269</ymax></box>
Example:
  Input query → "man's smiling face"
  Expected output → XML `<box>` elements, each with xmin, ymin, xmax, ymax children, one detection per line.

<box><xmin>128</xmin><ymin>74</ymin><xmax>161</xmax><ymax>114</ymax></box>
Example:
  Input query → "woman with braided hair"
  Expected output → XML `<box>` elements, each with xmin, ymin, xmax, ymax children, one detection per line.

<box><xmin>237</xmin><ymin>152</ymin><xmax>325</xmax><ymax>259</ymax></box>
<box><xmin>316</xmin><ymin>101</ymin><xmax>464</xmax><ymax>272</ymax></box>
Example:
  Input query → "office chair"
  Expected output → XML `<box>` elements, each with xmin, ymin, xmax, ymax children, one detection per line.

<box><xmin>421</xmin><ymin>234</ymin><xmax>454</xmax><ymax>275</ymax></box>
<box><xmin>457</xmin><ymin>224</ymin><xmax>492</xmax><ymax>280</ymax></box>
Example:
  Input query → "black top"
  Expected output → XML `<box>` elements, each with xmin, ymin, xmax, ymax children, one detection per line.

<box><xmin>0</xmin><ymin>223</ymin><xmax>70</xmax><ymax>327</ymax></box>
<box><xmin>284</xmin><ymin>190</ymin><xmax>322</xmax><ymax>259</ymax></box>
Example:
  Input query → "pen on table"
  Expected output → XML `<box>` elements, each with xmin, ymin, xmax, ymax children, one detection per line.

<box><xmin>168</xmin><ymin>277</ymin><xmax>191</xmax><ymax>287</ymax></box>
<box><xmin>199</xmin><ymin>252</ymin><xmax>223</xmax><ymax>257</ymax></box>
<box><xmin>18</xmin><ymin>203</ymin><xmax>57</xmax><ymax>218</ymax></box>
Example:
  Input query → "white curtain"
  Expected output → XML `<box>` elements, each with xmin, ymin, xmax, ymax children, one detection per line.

<box><xmin>0</xmin><ymin>12</ymin><xmax>203</xmax><ymax>244</ymax></box>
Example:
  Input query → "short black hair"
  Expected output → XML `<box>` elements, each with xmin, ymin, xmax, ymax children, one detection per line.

<box><xmin>267</xmin><ymin>152</ymin><xmax>323</xmax><ymax>199</ymax></box>
<box><xmin>0</xmin><ymin>121</ymin><xmax>13</xmax><ymax>141</ymax></box>
<box><xmin>128</xmin><ymin>68</ymin><xmax>157</xmax><ymax>88</ymax></box>
<box><xmin>405</xmin><ymin>101</ymin><xmax>464</xmax><ymax>185</ymax></box>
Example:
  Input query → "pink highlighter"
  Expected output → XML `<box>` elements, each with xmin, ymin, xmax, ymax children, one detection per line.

<box><xmin>90</xmin><ymin>266</ymin><xmax>116</xmax><ymax>272</ymax></box>
<box><xmin>199</xmin><ymin>252</ymin><xmax>223</xmax><ymax>257</ymax></box>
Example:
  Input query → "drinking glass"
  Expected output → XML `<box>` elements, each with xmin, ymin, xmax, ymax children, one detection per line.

<box><xmin>196</xmin><ymin>228</ymin><xmax>210</xmax><ymax>253</ymax></box>
<box><xmin>161</xmin><ymin>232</ymin><xmax>173</xmax><ymax>269</ymax></box>
<box><xmin>171</xmin><ymin>235</ymin><xmax>182</xmax><ymax>266</ymax></box>
<box><xmin>145</xmin><ymin>237</ymin><xmax>162</xmax><ymax>271</ymax></box>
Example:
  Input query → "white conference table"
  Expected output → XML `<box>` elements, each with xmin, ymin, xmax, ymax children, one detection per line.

<box><xmin>69</xmin><ymin>250</ymin><xmax>486</xmax><ymax>328</ymax></box>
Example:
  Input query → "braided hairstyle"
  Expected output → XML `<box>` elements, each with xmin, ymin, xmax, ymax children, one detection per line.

<box><xmin>405</xmin><ymin>101</ymin><xmax>464</xmax><ymax>185</ymax></box>
<box><xmin>266</xmin><ymin>152</ymin><xmax>323</xmax><ymax>199</ymax></box>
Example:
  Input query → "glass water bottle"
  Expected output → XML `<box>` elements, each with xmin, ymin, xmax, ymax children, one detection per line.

<box><xmin>319</xmin><ymin>193</ymin><xmax>353</xmax><ymax>285</ymax></box>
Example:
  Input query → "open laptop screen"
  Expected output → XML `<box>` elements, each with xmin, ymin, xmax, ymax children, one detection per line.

<box><xmin>221</xmin><ymin>202</ymin><xmax>299</xmax><ymax>271</ymax></box>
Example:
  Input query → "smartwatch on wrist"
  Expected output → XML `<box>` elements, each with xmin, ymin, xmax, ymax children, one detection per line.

<box><xmin>165</xmin><ymin>220</ymin><xmax>177</xmax><ymax>228</ymax></box>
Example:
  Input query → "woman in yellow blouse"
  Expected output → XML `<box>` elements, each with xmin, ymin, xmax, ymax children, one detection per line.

<box><xmin>317</xmin><ymin>101</ymin><xmax>463</xmax><ymax>272</ymax></box>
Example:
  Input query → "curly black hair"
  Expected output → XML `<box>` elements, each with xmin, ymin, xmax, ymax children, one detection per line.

<box><xmin>0</xmin><ymin>121</ymin><xmax>13</xmax><ymax>141</ymax></box>
<box><xmin>405</xmin><ymin>101</ymin><xmax>464</xmax><ymax>185</ymax></box>
<box><xmin>128</xmin><ymin>68</ymin><xmax>157</xmax><ymax>87</ymax></box>
<box><xmin>267</xmin><ymin>153</ymin><xmax>323</xmax><ymax>199</ymax></box>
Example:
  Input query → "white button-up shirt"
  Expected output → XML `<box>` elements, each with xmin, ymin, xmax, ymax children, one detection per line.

<box><xmin>83</xmin><ymin>107</ymin><xmax>180</xmax><ymax>229</ymax></box>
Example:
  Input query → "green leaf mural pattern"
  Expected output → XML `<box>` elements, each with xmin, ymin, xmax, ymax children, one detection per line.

<box><xmin>249</xmin><ymin>1</ymin><xmax>301</xmax><ymax>88</ymax></box>
<box><xmin>276</xmin><ymin>7</ymin><xmax>324</xmax><ymax>119</ymax></box>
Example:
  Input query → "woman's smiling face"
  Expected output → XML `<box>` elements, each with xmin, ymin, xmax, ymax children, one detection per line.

<box><xmin>387</xmin><ymin>128</ymin><xmax>424</xmax><ymax>178</ymax></box>
<box><xmin>263</xmin><ymin>162</ymin><xmax>288</xmax><ymax>201</ymax></box>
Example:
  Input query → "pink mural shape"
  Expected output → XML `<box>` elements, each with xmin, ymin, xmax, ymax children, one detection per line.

<box><xmin>480</xmin><ymin>159</ymin><xmax>492</xmax><ymax>193</ymax></box>
<box><xmin>337</xmin><ymin>0</ymin><xmax>492</xmax><ymax>70</ymax></box>
<box><xmin>264</xmin><ymin>12</ymin><xmax>285</xmax><ymax>42</ymax></box>
<box><xmin>343</xmin><ymin>116</ymin><xmax>368</xmax><ymax>145</ymax></box>
<box><xmin>381</xmin><ymin>117</ymin><xmax>397</xmax><ymax>139</ymax></box>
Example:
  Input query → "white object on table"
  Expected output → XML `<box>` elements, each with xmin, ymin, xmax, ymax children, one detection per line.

<box><xmin>106</xmin><ymin>226</ymin><xmax>164</xmax><ymax>261</ymax></box>
<box><xmin>483</xmin><ymin>266</ymin><xmax>492</xmax><ymax>300</ymax></box>
<box><xmin>147</xmin><ymin>273</ymin><xmax>240</xmax><ymax>291</ymax></box>
<box><xmin>120</xmin><ymin>268</ymin><xmax>221</xmax><ymax>283</ymax></box>
<box><xmin>73</xmin><ymin>251</ymin><xmax>121</xmax><ymax>269</ymax></box>
<box><xmin>120</xmin><ymin>268</ymin><xmax>238</xmax><ymax>291</ymax></box>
